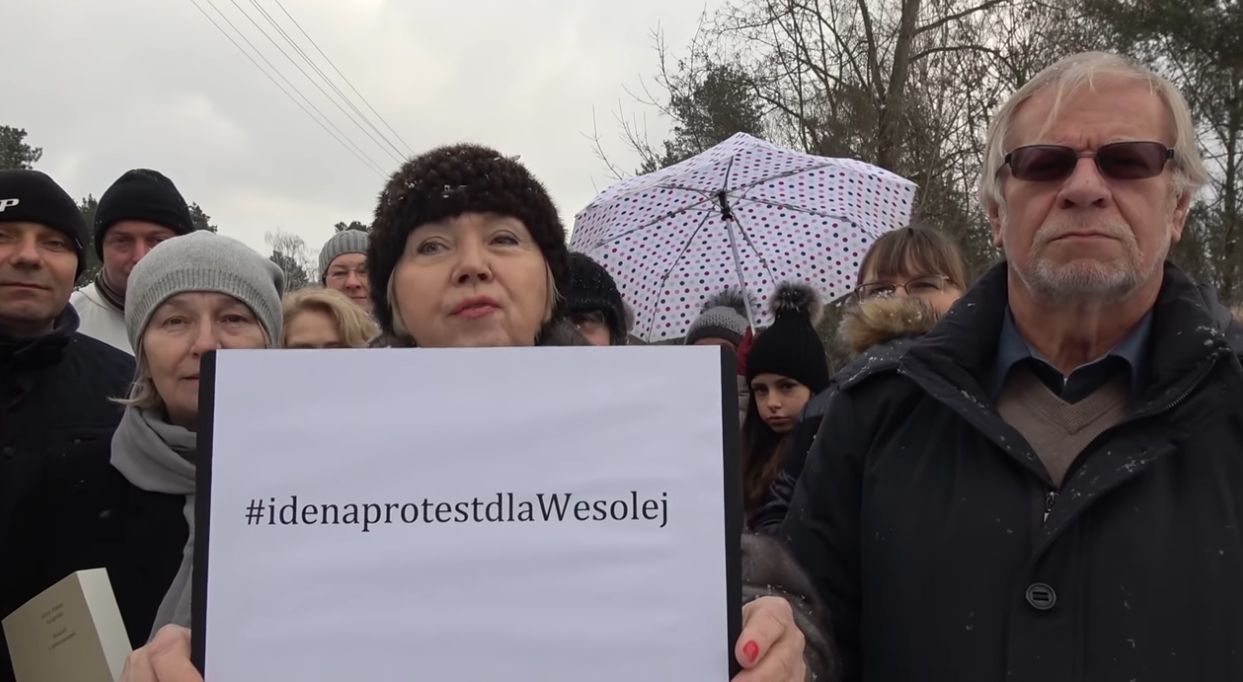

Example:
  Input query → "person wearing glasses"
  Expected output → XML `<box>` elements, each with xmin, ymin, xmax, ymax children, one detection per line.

<box><xmin>781</xmin><ymin>51</ymin><xmax>1243</xmax><ymax>682</ymax></box>
<box><xmin>750</xmin><ymin>224</ymin><xmax>969</xmax><ymax>534</ymax></box>
<box><xmin>318</xmin><ymin>228</ymin><xmax>373</xmax><ymax>314</ymax></box>
<box><xmin>851</xmin><ymin>226</ymin><xmax>968</xmax><ymax>317</ymax></box>
<box><xmin>563</xmin><ymin>251</ymin><xmax>631</xmax><ymax>346</ymax></box>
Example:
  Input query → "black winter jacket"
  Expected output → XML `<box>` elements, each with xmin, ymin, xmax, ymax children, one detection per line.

<box><xmin>0</xmin><ymin>309</ymin><xmax>186</xmax><ymax>681</ymax></box>
<box><xmin>782</xmin><ymin>262</ymin><xmax>1243</xmax><ymax>682</ymax></box>
<box><xmin>752</xmin><ymin>296</ymin><xmax>938</xmax><ymax>534</ymax></box>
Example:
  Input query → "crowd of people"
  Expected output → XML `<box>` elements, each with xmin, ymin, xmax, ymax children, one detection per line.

<box><xmin>2</xmin><ymin>49</ymin><xmax>1242</xmax><ymax>682</ymax></box>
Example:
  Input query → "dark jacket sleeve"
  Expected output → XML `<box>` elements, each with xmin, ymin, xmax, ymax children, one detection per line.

<box><xmin>779</xmin><ymin>390</ymin><xmax>863</xmax><ymax>681</ymax></box>
<box><xmin>750</xmin><ymin>413</ymin><xmax>823</xmax><ymax>535</ymax></box>
<box><xmin>740</xmin><ymin>533</ymin><xmax>838</xmax><ymax>682</ymax></box>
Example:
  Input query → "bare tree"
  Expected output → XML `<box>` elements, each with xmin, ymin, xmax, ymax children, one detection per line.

<box><xmin>617</xmin><ymin>0</ymin><xmax>1243</xmax><ymax>296</ymax></box>
<box><xmin>611</xmin><ymin>0</ymin><xmax>1110</xmax><ymax>276</ymax></box>
<box><xmin>265</xmin><ymin>229</ymin><xmax>316</xmax><ymax>291</ymax></box>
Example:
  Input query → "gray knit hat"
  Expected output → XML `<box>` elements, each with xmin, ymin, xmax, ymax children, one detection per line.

<box><xmin>125</xmin><ymin>231</ymin><xmax>285</xmax><ymax>352</ymax></box>
<box><xmin>318</xmin><ymin>230</ymin><xmax>369</xmax><ymax>282</ymax></box>
<box><xmin>684</xmin><ymin>289</ymin><xmax>751</xmax><ymax>347</ymax></box>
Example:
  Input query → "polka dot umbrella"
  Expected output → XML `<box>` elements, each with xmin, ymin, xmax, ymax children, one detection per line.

<box><xmin>570</xmin><ymin>133</ymin><xmax>919</xmax><ymax>342</ymax></box>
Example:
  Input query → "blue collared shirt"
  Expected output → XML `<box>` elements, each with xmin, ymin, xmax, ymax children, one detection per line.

<box><xmin>989</xmin><ymin>308</ymin><xmax>1152</xmax><ymax>404</ymax></box>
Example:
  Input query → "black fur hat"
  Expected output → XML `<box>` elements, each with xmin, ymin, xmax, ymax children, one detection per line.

<box><xmin>745</xmin><ymin>281</ymin><xmax>831</xmax><ymax>394</ymax></box>
<box><xmin>368</xmin><ymin>144</ymin><xmax>568</xmax><ymax>336</ymax></box>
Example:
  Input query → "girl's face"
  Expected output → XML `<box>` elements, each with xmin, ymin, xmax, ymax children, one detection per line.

<box><xmin>750</xmin><ymin>373</ymin><xmax>812</xmax><ymax>434</ymax></box>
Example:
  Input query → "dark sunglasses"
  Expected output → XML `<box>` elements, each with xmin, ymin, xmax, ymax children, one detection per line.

<box><xmin>1004</xmin><ymin>141</ymin><xmax>1174</xmax><ymax>182</ymax></box>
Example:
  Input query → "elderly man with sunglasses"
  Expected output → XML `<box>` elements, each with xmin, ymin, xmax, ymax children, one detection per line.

<box><xmin>780</xmin><ymin>51</ymin><xmax>1243</xmax><ymax>682</ymax></box>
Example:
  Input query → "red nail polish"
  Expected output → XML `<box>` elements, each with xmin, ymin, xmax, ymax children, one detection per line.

<box><xmin>743</xmin><ymin>640</ymin><xmax>759</xmax><ymax>664</ymax></box>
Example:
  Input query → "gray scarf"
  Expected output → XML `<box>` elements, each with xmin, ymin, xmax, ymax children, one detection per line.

<box><xmin>111</xmin><ymin>406</ymin><xmax>197</xmax><ymax>638</ymax></box>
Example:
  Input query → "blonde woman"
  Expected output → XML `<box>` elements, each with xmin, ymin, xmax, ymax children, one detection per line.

<box><xmin>110</xmin><ymin>231</ymin><xmax>284</xmax><ymax>636</ymax></box>
<box><xmin>281</xmin><ymin>287</ymin><xmax>379</xmax><ymax>349</ymax></box>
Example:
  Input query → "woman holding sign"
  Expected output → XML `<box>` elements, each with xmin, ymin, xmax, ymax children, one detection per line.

<box><xmin>122</xmin><ymin>146</ymin><xmax>825</xmax><ymax>682</ymax></box>
<box><xmin>111</xmin><ymin>231</ymin><xmax>285</xmax><ymax>635</ymax></box>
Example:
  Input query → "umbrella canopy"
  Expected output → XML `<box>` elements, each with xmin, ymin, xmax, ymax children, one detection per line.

<box><xmin>570</xmin><ymin>133</ymin><xmax>918</xmax><ymax>342</ymax></box>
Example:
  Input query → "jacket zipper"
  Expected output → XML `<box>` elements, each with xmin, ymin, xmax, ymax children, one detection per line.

<box><xmin>1042</xmin><ymin>490</ymin><xmax>1059</xmax><ymax>525</ymax></box>
<box><xmin>1151</xmin><ymin>369</ymin><xmax>1205</xmax><ymax>416</ymax></box>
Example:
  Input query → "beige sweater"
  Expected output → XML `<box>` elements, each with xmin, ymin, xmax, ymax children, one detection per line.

<box><xmin>996</xmin><ymin>366</ymin><xmax>1128</xmax><ymax>486</ymax></box>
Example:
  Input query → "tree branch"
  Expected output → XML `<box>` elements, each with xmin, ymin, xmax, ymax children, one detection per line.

<box><xmin>582</xmin><ymin>106</ymin><xmax>629</xmax><ymax>182</ymax></box>
<box><xmin>855</xmin><ymin>0</ymin><xmax>886</xmax><ymax>99</ymax></box>
<box><xmin>911</xmin><ymin>43</ymin><xmax>1005</xmax><ymax>64</ymax></box>
<box><xmin>915</xmin><ymin>0</ymin><xmax>1013</xmax><ymax>36</ymax></box>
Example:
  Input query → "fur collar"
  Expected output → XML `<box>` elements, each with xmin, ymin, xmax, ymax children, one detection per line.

<box><xmin>837</xmin><ymin>296</ymin><xmax>940</xmax><ymax>355</ymax></box>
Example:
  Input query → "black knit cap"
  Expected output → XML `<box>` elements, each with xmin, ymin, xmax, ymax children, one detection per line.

<box><xmin>368</xmin><ymin>144</ymin><xmax>568</xmax><ymax>336</ymax></box>
<box><xmin>745</xmin><ymin>281</ymin><xmax>831</xmax><ymax>394</ymax></box>
<box><xmin>565</xmin><ymin>251</ymin><xmax>627</xmax><ymax>344</ymax></box>
<box><xmin>0</xmin><ymin>169</ymin><xmax>88</xmax><ymax>277</ymax></box>
<box><xmin>95</xmin><ymin>169</ymin><xmax>193</xmax><ymax>257</ymax></box>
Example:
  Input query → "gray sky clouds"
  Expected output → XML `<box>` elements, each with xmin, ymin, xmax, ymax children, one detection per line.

<box><xmin>3</xmin><ymin>0</ymin><xmax>713</xmax><ymax>258</ymax></box>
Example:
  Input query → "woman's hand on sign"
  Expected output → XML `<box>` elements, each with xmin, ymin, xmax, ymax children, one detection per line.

<box><xmin>115</xmin><ymin>600</ymin><xmax>807</xmax><ymax>681</ymax></box>
<box><xmin>120</xmin><ymin>625</ymin><xmax>203</xmax><ymax>682</ymax></box>
<box><xmin>731</xmin><ymin>596</ymin><xmax>807</xmax><ymax>681</ymax></box>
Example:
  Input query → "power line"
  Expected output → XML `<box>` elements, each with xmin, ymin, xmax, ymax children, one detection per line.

<box><xmin>184</xmin><ymin>0</ymin><xmax>387</xmax><ymax>177</ymax></box>
<box><xmin>245</xmin><ymin>0</ymin><xmax>409</xmax><ymax>161</ymax></box>
<box><xmin>194</xmin><ymin>0</ymin><xmax>389</xmax><ymax>176</ymax></box>
<box><xmin>270</xmin><ymin>0</ymin><xmax>414</xmax><ymax>156</ymax></box>
<box><xmin>226</xmin><ymin>0</ymin><xmax>404</xmax><ymax>166</ymax></box>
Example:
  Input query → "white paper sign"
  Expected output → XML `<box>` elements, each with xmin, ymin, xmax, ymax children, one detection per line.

<box><xmin>197</xmin><ymin>346</ymin><xmax>739</xmax><ymax>681</ymax></box>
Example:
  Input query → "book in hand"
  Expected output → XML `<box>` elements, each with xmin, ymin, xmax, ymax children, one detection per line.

<box><xmin>2</xmin><ymin>569</ymin><xmax>133</xmax><ymax>682</ymax></box>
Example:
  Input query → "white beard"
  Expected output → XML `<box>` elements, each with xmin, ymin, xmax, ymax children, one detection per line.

<box><xmin>1005</xmin><ymin>211</ymin><xmax>1170</xmax><ymax>302</ymax></box>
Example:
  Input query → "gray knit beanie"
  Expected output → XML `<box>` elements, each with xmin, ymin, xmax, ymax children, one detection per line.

<box><xmin>318</xmin><ymin>230</ymin><xmax>369</xmax><ymax>282</ymax></box>
<box><xmin>125</xmin><ymin>231</ymin><xmax>285</xmax><ymax>352</ymax></box>
<box><xmin>684</xmin><ymin>289</ymin><xmax>751</xmax><ymax>347</ymax></box>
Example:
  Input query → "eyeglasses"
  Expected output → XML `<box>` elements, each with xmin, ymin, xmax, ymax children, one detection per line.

<box><xmin>1003</xmin><ymin>141</ymin><xmax>1173</xmax><ymax>182</ymax></box>
<box><xmin>569</xmin><ymin>310</ymin><xmax>607</xmax><ymax>330</ymax></box>
<box><xmin>326</xmin><ymin>267</ymin><xmax>368</xmax><ymax>281</ymax></box>
<box><xmin>855</xmin><ymin>274</ymin><xmax>951</xmax><ymax>300</ymax></box>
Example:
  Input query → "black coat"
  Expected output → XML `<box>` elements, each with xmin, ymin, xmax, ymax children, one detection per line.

<box><xmin>781</xmin><ymin>262</ymin><xmax>1243</xmax><ymax>682</ymax></box>
<box><xmin>0</xmin><ymin>309</ymin><xmax>186</xmax><ymax>681</ymax></box>
<box><xmin>752</xmin><ymin>296</ymin><xmax>936</xmax><ymax>535</ymax></box>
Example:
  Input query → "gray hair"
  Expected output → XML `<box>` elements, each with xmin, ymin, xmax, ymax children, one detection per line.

<box><xmin>977</xmin><ymin>51</ymin><xmax>1208</xmax><ymax>212</ymax></box>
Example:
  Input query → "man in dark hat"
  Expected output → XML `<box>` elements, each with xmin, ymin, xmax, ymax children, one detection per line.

<box><xmin>70</xmin><ymin>169</ymin><xmax>194</xmax><ymax>354</ymax></box>
<box><xmin>563</xmin><ymin>252</ymin><xmax>631</xmax><ymax>346</ymax></box>
<box><xmin>0</xmin><ymin>170</ymin><xmax>180</xmax><ymax>682</ymax></box>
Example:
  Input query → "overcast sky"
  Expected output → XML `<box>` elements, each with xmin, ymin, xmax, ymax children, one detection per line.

<box><xmin>3</xmin><ymin>0</ymin><xmax>716</xmax><ymax>258</ymax></box>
